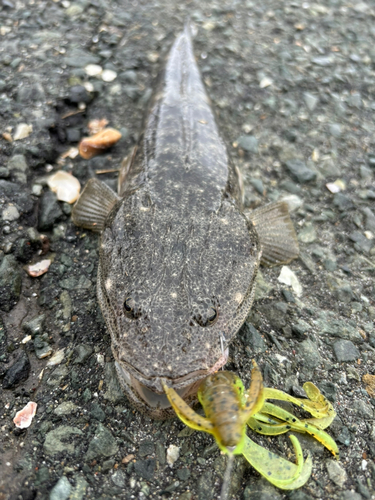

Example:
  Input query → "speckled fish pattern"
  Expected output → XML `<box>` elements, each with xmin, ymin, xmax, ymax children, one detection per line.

<box><xmin>97</xmin><ymin>27</ymin><xmax>260</xmax><ymax>415</ymax></box>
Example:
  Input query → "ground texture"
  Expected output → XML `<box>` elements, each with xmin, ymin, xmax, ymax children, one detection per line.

<box><xmin>1</xmin><ymin>0</ymin><xmax>375</xmax><ymax>499</ymax></box>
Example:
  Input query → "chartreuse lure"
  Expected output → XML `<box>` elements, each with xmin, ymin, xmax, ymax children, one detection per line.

<box><xmin>162</xmin><ymin>362</ymin><xmax>338</xmax><ymax>497</ymax></box>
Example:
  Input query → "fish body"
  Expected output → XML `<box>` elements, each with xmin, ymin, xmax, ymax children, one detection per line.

<box><xmin>72</xmin><ymin>26</ymin><xmax>298</xmax><ymax>418</ymax></box>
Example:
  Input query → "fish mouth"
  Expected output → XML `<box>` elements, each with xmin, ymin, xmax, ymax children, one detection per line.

<box><xmin>115</xmin><ymin>349</ymin><xmax>228</xmax><ymax>417</ymax></box>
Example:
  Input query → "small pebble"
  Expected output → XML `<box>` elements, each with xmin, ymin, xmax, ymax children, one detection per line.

<box><xmin>25</xmin><ymin>259</ymin><xmax>51</xmax><ymax>277</ymax></box>
<box><xmin>101</xmin><ymin>69</ymin><xmax>117</xmax><ymax>82</ymax></box>
<box><xmin>85</xmin><ymin>64</ymin><xmax>102</xmax><ymax>77</ymax></box>
<box><xmin>13</xmin><ymin>123</ymin><xmax>33</xmax><ymax>140</ymax></box>
<box><xmin>166</xmin><ymin>444</ymin><xmax>180</xmax><ymax>466</ymax></box>
<box><xmin>2</xmin><ymin>204</ymin><xmax>20</xmax><ymax>221</ymax></box>
<box><xmin>13</xmin><ymin>401</ymin><xmax>37</xmax><ymax>428</ymax></box>
<box><xmin>259</xmin><ymin>77</ymin><xmax>273</xmax><ymax>88</ymax></box>
<box><xmin>278</xmin><ymin>266</ymin><xmax>302</xmax><ymax>297</ymax></box>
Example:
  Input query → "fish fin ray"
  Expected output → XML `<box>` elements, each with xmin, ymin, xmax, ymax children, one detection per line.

<box><xmin>118</xmin><ymin>146</ymin><xmax>137</xmax><ymax>196</ymax></box>
<box><xmin>72</xmin><ymin>178</ymin><xmax>120</xmax><ymax>232</ymax></box>
<box><xmin>246</xmin><ymin>201</ymin><xmax>299</xmax><ymax>266</ymax></box>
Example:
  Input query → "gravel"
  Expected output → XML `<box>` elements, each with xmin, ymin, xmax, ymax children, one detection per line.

<box><xmin>1</xmin><ymin>1</ymin><xmax>375</xmax><ymax>499</ymax></box>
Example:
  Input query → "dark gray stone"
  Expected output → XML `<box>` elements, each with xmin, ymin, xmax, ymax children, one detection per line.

<box><xmin>197</xmin><ymin>470</ymin><xmax>214</xmax><ymax>500</ymax></box>
<box><xmin>8</xmin><ymin>154</ymin><xmax>28</xmax><ymax>185</ymax></box>
<box><xmin>284</xmin><ymin>159</ymin><xmax>316</xmax><ymax>183</ymax></box>
<box><xmin>66</xmin><ymin>128</ymin><xmax>81</xmax><ymax>143</ymax></box>
<box><xmin>238</xmin><ymin>135</ymin><xmax>258</xmax><ymax>153</ymax></box>
<box><xmin>17</xmin><ymin>82</ymin><xmax>45</xmax><ymax>102</ymax></box>
<box><xmin>44</xmin><ymin>426</ymin><xmax>83</xmax><ymax>456</ymax></box>
<box><xmin>250</xmin><ymin>178</ymin><xmax>265</xmax><ymax>195</ymax></box>
<box><xmin>241</xmin><ymin>323</ymin><xmax>266</xmax><ymax>353</ymax></box>
<box><xmin>73</xmin><ymin>344</ymin><xmax>93</xmax><ymax>364</ymax></box>
<box><xmin>90</xmin><ymin>403</ymin><xmax>105</xmax><ymax>423</ymax></box>
<box><xmin>38</xmin><ymin>191</ymin><xmax>63</xmax><ymax>231</ymax></box>
<box><xmin>339</xmin><ymin>491</ymin><xmax>361</xmax><ymax>500</ymax></box>
<box><xmin>134</xmin><ymin>458</ymin><xmax>156</xmax><ymax>481</ymax></box>
<box><xmin>2</xmin><ymin>350</ymin><xmax>30</xmax><ymax>388</ymax></box>
<box><xmin>139</xmin><ymin>440</ymin><xmax>155</xmax><ymax>457</ymax></box>
<box><xmin>349</xmin><ymin>231</ymin><xmax>374</xmax><ymax>253</ymax></box>
<box><xmin>111</xmin><ymin>470</ymin><xmax>126</xmax><ymax>488</ymax></box>
<box><xmin>177</xmin><ymin>467</ymin><xmax>191</xmax><ymax>481</ymax></box>
<box><xmin>0</xmin><ymin>254</ymin><xmax>22</xmax><ymax>311</ymax></box>
<box><xmin>333</xmin><ymin>340</ymin><xmax>360</xmax><ymax>362</ymax></box>
<box><xmin>337</xmin><ymin>426</ymin><xmax>351</xmax><ymax>446</ymax></box>
<box><xmin>103</xmin><ymin>362</ymin><xmax>126</xmax><ymax>404</ymax></box>
<box><xmin>353</xmin><ymin>400</ymin><xmax>374</xmax><ymax>419</ymax></box>
<box><xmin>68</xmin><ymin>85</ymin><xmax>91</xmax><ymax>104</ymax></box>
<box><xmin>333</xmin><ymin>193</ymin><xmax>354</xmax><ymax>211</ymax></box>
<box><xmin>296</xmin><ymin>339</ymin><xmax>321</xmax><ymax>369</ymax></box>
<box><xmin>50</xmin><ymin>476</ymin><xmax>71</xmax><ymax>500</ymax></box>
<box><xmin>47</xmin><ymin>366</ymin><xmax>69</xmax><ymax>387</ymax></box>
<box><xmin>22</xmin><ymin>314</ymin><xmax>46</xmax><ymax>336</ymax></box>
<box><xmin>34</xmin><ymin>336</ymin><xmax>52</xmax><ymax>359</ymax></box>
<box><xmin>86</xmin><ymin>423</ymin><xmax>118</xmax><ymax>460</ymax></box>
<box><xmin>102</xmin><ymin>459</ymin><xmax>115</xmax><ymax>472</ymax></box>
<box><xmin>329</xmin><ymin>123</ymin><xmax>342</xmax><ymax>137</ymax></box>
<box><xmin>292</xmin><ymin>320</ymin><xmax>310</xmax><ymax>338</ymax></box>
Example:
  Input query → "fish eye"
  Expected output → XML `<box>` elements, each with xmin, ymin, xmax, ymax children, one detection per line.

<box><xmin>124</xmin><ymin>296</ymin><xmax>142</xmax><ymax>319</ymax></box>
<box><xmin>194</xmin><ymin>305</ymin><xmax>219</xmax><ymax>327</ymax></box>
<box><xmin>207</xmin><ymin>306</ymin><xmax>217</xmax><ymax>323</ymax></box>
<box><xmin>124</xmin><ymin>296</ymin><xmax>135</xmax><ymax>314</ymax></box>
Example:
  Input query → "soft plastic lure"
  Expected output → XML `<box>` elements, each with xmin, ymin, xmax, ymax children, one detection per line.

<box><xmin>162</xmin><ymin>361</ymin><xmax>338</xmax><ymax>496</ymax></box>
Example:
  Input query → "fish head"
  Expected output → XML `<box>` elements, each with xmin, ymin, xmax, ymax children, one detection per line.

<box><xmin>98</xmin><ymin>191</ymin><xmax>260</xmax><ymax>418</ymax></box>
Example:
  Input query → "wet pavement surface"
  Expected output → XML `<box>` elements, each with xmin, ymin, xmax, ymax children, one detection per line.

<box><xmin>1</xmin><ymin>1</ymin><xmax>375</xmax><ymax>499</ymax></box>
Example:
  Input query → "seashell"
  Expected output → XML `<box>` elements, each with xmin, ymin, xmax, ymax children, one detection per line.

<box><xmin>13</xmin><ymin>402</ymin><xmax>37</xmax><ymax>429</ymax></box>
<box><xmin>47</xmin><ymin>170</ymin><xmax>81</xmax><ymax>204</ymax></box>
<box><xmin>79</xmin><ymin>128</ymin><xmax>122</xmax><ymax>160</ymax></box>
<box><xmin>88</xmin><ymin>118</ymin><xmax>109</xmax><ymax>135</ymax></box>
<box><xmin>25</xmin><ymin>259</ymin><xmax>51</xmax><ymax>277</ymax></box>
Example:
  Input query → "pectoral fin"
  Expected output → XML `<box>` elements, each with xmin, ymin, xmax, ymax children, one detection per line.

<box><xmin>246</xmin><ymin>201</ymin><xmax>299</xmax><ymax>266</ymax></box>
<box><xmin>72</xmin><ymin>178</ymin><xmax>120</xmax><ymax>232</ymax></box>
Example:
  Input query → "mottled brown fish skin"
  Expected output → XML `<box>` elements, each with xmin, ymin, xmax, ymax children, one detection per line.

<box><xmin>96</xmin><ymin>27</ymin><xmax>261</xmax><ymax>417</ymax></box>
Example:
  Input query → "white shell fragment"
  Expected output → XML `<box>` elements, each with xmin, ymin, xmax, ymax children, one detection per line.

<box><xmin>48</xmin><ymin>170</ymin><xmax>81</xmax><ymax>204</ymax></box>
<box><xmin>13</xmin><ymin>402</ymin><xmax>37</xmax><ymax>429</ymax></box>
<box><xmin>13</xmin><ymin>123</ymin><xmax>33</xmax><ymax>141</ymax></box>
<box><xmin>259</xmin><ymin>77</ymin><xmax>273</xmax><ymax>88</ymax></box>
<box><xmin>166</xmin><ymin>444</ymin><xmax>180</xmax><ymax>466</ymax></box>
<box><xmin>281</xmin><ymin>195</ymin><xmax>303</xmax><ymax>213</ymax></box>
<box><xmin>26</xmin><ymin>259</ymin><xmax>51</xmax><ymax>277</ymax></box>
<box><xmin>101</xmin><ymin>69</ymin><xmax>117</xmax><ymax>82</ymax></box>
<box><xmin>326</xmin><ymin>179</ymin><xmax>346</xmax><ymax>194</ymax></box>
<box><xmin>85</xmin><ymin>64</ymin><xmax>103</xmax><ymax>76</ymax></box>
<box><xmin>47</xmin><ymin>348</ymin><xmax>66</xmax><ymax>367</ymax></box>
<box><xmin>278</xmin><ymin>266</ymin><xmax>303</xmax><ymax>297</ymax></box>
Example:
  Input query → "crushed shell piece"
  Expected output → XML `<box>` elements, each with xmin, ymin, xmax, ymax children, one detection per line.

<box><xmin>101</xmin><ymin>69</ymin><xmax>117</xmax><ymax>82</ymax></box>
<box><xmin>47</xmin><ymin>349</ymin><xmax>65</xmax><ymax>367</ymax></box>
<box><xmin>13</xmin><ymin>402</ymin><xmax>37</xmax><ymax>429</ymax></box>
<box><xmin>48</xmin><ymin>170</ymin><xmax>81</xmax><ymax>204</ymax></box>
<box><xmin>259</xmin><ymin>77</ymin><xmax>273</xmax><ymax>88</ymax></box>
<box><xmin>79</xmin><ymin>128</ymin><xmax>122</xmax><ymax>159</ymax></box>
<box><xmin>13</xmin><ymin>123</ymin><xmax>33</xmax><ymax>141</ymax></box>
<box><xmin>26</xmin><ymin>259</ymin><xmax>51</xmax><ymax>277</ymax></box>
<box><xmin>278</xmin><ymin>266</ymin><xmax>302</xmax><ymax>297</ymax></box>
<box><xmin>85</xmin><ymin>64</ymin><xmax>102</xmax><ymax>76</ymax></box>
<box><xmin>88</xmin><ymin>118</ymin><xmax>109</xmax><ymax>135</ymax></box>
<box><xmin>326</xmin><ymin>179</ymin><xmax>346</xmax><ymax>193</ymax></box>
<box><xmin>166</xmin><ymin>444</ymin><xmax>180</xmax><ymax>466</ymax></box>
